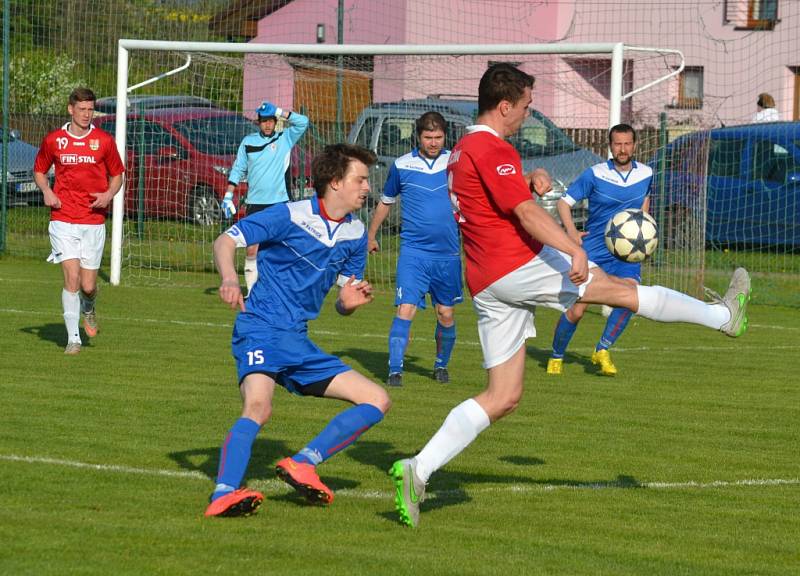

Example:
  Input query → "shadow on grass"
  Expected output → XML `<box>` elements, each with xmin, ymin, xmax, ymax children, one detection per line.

<box><xmin>168</xmin><ymin>437</ymin><xmax>293</xmax><ymax>482</ymax></box>
<box><xmin>333</xmin><ymin>346</ymin><xmax>436</xmax><ymax>383</ymax></box>
<box><xmin>345</xmin><ymin>440</ymin><xmax>644</xmax><ymax>522</ymax></box>
<box><xmin>20</xmin><ymin>322</ymin><xmax>95</xmax><ymax>349</ymax></box>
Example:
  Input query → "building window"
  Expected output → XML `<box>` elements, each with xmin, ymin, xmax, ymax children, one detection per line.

<box><xmin>674</xmin><ymin>66</ymin><xmax>704</xmax><ymax>109</ymax></box>
<box><xmin>725</xmin><ymin>0</ymin><xmax>778</xmax><ymax>30</ymax></box>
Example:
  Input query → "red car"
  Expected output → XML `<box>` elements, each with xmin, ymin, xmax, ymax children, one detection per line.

<box><xmin>93</xmin><ymin>107</ymin><xmax>255</xmax><ymax>225</ymax></box>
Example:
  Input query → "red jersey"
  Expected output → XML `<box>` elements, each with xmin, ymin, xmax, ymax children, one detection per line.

<box><xmin>447</xmin><ymin>126</ymin><xmax>543</xmax><ymax>295</ymax></box>
<box><xmin>34</xmin><ymin>123</ymin><xmax>125</xmax><ymax>225</ymax></box>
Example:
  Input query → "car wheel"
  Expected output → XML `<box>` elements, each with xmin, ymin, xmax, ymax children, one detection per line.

<box><xmin>189</xmin><ymin>186</ymin><xmax>221</xmax><ymax>226</ymax></box>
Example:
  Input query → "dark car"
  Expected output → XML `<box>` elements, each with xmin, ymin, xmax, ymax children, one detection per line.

<box><xmin>653</xmin><ymin>121</ymin><xmax>800</xmax><ymax>247</ymax></box>
<box><xmin>93</xmin><ymin>107</ymin><xmax>255</xmax><ymax>225</ymax></box>
<box><xmin>2</xmin><ymin>127</ymin><xmax>44</xmax><ymax>205</ymax></box>
<box><xmin>95</xmin><ymin>95</ymin><xmax>218</xmax><ymax>115</ymax></box>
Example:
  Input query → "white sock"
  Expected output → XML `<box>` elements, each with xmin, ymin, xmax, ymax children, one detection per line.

<box><xmin>414</xmin><ymin>398</ymin><xmax>491</xmax><ymax>483</ymax></box>
<box><xmin>244</xmin><ymin>256</ymin><xmax>258</xmax><ymax>294</ymax></box>
<box><xmin>636</xmin><ymin>285</ymin><xmax>730</xmax><ymax>329</ymax></box>
<box><xmin>62</xmin><ymin>289</ymin><xmax>81</xmax><ymax>344</ymax></box>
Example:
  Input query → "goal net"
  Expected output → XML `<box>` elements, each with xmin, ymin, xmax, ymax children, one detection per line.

<box><xmin>103</xmin><ymin>41</ymin><xmax>706</xmax><ymax>296</ymax></box>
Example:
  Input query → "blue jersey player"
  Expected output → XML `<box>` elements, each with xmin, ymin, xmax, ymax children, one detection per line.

<box><xmin>547</xmin><ymin>124</ymin><xmax>652</xmax><ymax>376</ymax></box>
<box><xmin>205</xmin><ymin>143</ymin><xmax>391</xmax><ymax>518</ymax></box>
<box><xmin>367</xmin><ymin>112</ymin><xmax>463</xmax><ymax>387</ymax></box>
<box><xmin>223</xmin><ymin>101</ymin><xmax>309</xmax><ymax>296</ymax></box>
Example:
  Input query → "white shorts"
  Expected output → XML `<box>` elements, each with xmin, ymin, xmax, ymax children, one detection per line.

<box><xmin>472</xmin><ymin>246</ymin><xmax>595</xmax><ymax>369</ymax></box>
<box><xmin>47</xmin><ymin>221</ymin><xmax>106</xmax><ymax>269</ymax></box>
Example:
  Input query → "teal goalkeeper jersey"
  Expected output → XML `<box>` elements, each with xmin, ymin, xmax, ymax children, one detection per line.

<box><xmin>228</xmin><ymin>111</ymin><xmax>309</xmax><ymax>205</ymax></box>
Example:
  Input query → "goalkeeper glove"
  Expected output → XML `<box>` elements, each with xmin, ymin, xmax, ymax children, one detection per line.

<box><xmin>221</xmin><ymin>192</ymin><xmax>237</xmax><ymax>219</ymax></box>
<box><xmin>256</xmin><ymin>101</ymin><xmax>282</xmax><ymax>118</ymax></box>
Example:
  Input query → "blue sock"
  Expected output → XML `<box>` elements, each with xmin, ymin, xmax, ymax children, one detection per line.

<box><xmin>434</xmin><ymin>322</ymin><xmax>456</xmax><ymax>368</ymax></box>
<box><xmin>597</xmin><ymin>308</ymin><xmax>632</xmax><ymax>350</ymax></box>
<box><xmin>551</xmin><ymin>313</ymin><xmax>578</xmax><ymax>359</ymax></box>
<box><xmin>292</xmin><ymin>404</ymin><xmax>384</xmax><ymax>466</ymax></box>
<box><xmin>388</xmin><ymin>317</ymin><xmax>412</xmax><ymax>374</ymax></box>
<box><xmin>211</xmin><ymin>417</ymin><xmax>261</xmax><ymax>501</ymax></box>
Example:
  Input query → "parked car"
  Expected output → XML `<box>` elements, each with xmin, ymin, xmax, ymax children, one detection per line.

<box><xmin>347</xmin><ymin>98</ymin><xmax>603</xmax><ymax>224</ymax></box>
<box><xmin>93</xmin><ymin>107</ymin><xmax>255</xmax><ymax>225</ymax></box>
<box><xmin>95</xmin><ymin>95</ymin><xmax>218</xmax><ymax>115</ymax></box>
<box><xmin>652</xmin><ymin>121</ymin><xmax>800</xmax><ymax>248</ymax></box>
<box><xmin>1</xmin><ymin>127</ymin><xmax>43</xmax><ymax>206</ymax></box>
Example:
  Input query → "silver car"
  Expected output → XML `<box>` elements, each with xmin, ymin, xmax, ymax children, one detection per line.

<box><xmin>2</xmin><ymin>128</ymin><xmax>42</xmax><ymax>206</ymax></box>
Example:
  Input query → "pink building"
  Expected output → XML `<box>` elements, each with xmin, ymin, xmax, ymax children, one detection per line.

<box><xmin>236</xmin><ymin>0</ymin><xmax>798</xmax><ymax>129</ymax></box>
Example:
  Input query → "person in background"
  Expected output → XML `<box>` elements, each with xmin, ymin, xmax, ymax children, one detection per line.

<box><xmin>368</xmin><ymin>111</ymin><xmax>462</xmax><ymax>387</ymax></box>
<box><xmin>547</xmin><ymin>124</ymin><xmax>652</xmax><ymax>376</ymax></box>
<box><xmin>223</xmin><ymin>101</ymin><xmax>309</xmax><ymax>296</ymax></box>
<box><xmin>752</xmin><ymin>93</ymin><xmax>780</xmax><ymax>123</ymax></box>
<box><xmin>33</xmin><ymin>87</ymin><xmax>125</xmax><ymax>355</ymax></box>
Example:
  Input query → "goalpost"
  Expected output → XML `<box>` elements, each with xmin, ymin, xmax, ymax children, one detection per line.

<box><xmin>111</xmin><ymin>40</ymin><xmax>701</xmax><ymax>294</ymax></box>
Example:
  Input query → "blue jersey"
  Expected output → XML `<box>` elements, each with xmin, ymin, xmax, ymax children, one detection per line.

<box><xmin>382</xmin><ymin>149</ymin><xmax>460</xmax><ymax>259</ymax></box>
<box><xmin>563</xmin><ymin>159</ymin><xmax>653</xmax><ymax>263</ymax></box>
<box><xmin>225</xmin><ymin>197</ymin><xmax>366</xmax><ymax>331</ymax></box>
<box><xmin>228</xmin><ymin>112</ymin><xmax>309</xmax><ymax>205</ymax></box>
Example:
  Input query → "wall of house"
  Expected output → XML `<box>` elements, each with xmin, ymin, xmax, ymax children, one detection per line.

<box><xmin>244</xmin><ymin>0</ymin><xmax>799</xmax><ymax>130</ymax></box>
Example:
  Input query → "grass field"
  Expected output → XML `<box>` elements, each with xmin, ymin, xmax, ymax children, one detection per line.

<box><xmin>1</xmin><ymin>257</ymin><xmax>798</xmax><ymax>575</ymax></box>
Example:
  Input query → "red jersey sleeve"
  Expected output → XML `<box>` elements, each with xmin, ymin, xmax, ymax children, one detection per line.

<box><xmin>101</xmin><ymin>132</ymin><xmax>125</xmax><ymax>177</ymax></box>
<box><xmin>475</xmin><ymin>139</ymin><xmax>532</xmax><ymax>215</ymax></box>
<box><xmin>34</xmin><ymin>134</ymin><xmax>55</xmax><ymax>174</ymax></box>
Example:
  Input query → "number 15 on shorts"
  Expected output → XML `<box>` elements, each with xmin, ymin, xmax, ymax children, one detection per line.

<box><xmin>247</xmin><ymin>350</ymin><xmax>265</xmax><ymax>365</ymax></box>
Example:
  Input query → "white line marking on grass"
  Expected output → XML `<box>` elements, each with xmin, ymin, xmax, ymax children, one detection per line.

<box><xmin>1</xmin><ymin>454</ymin><xmax>207</xmax><ymax>480</ymax></box>
<box><xmin>2</xmin><ymin>307</ymin><xmax>799</xmax><ymax>352</ymax></box>
<box><xmin>4</xmin><ymin>454</ymin><xmax>798</xmax><ymax>499</ymax></box>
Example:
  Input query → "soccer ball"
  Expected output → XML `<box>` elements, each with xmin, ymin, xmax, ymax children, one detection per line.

<box><xmin>604</xmin><ymin>209</ymin><xmax>658</xmax><ymax>263</ymax></box>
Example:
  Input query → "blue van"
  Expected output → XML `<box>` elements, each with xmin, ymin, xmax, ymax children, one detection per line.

<box><xmin>653</xmin><ymin>122</ymin><xmax>800</xmax><ymax>247</ymax></box>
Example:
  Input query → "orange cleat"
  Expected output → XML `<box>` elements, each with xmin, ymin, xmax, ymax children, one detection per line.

<box><xmin>204</xmin><ymin>488</ymin><xmax>263</xmax><ymax>517</ymax></box>
<box><xmin>275</xmin><ymin>457</ymin><xmax>334</xmax><ymax>505</ymax></box>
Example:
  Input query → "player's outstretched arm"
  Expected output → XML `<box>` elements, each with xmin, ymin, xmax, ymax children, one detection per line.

<box><xmin>367</xmin><ymin>202</ymin><xmax>392</xmax><ymax>253</ymax></box>
<box><xmin>556</xmin><ymin>198</ymin><xmax>585</xmax><ymax>245</ymax></box>
<box><xmin>213</xmin><ymin>233</ymin><xmax>245</xmax><ymax>311</ymax></box>
<box><xmin>335</xmin><ymin>276</ymin><xmax>374</xmax><ymax>315</ymax></box>
<box><xmin>513</xmin><ymin>199</ymin><xmax>589</xmax><ymax>285</ymax></box>
<box><xmin>525</xmin><ymin>168</ymin><xmax>552</xmax><ymax>197</ymax></box>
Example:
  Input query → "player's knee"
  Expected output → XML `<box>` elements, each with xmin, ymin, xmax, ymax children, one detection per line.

<box><xmin>242</xmin><ymin>400</ymin><xmax>272</xmax><ymax>425</ymax></box>
<box><xmin>373</xmin><ymin>391</ymin><xmax>392</xmax><ymax>414</ymax></box>
<box><xmin>437</xmin><ymin>307</ymin><xmax>455</xmax><ymax>325</ymax></box>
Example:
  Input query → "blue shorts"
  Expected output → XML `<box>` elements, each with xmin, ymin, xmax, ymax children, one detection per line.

<box><xmin>231</xmin><ymin>321</ymin><xmax>350</xmax><ymax>395</ymax></box>
<box><xmin>395</xmin><ymin>253</ymin><xmax>464</xmax><ymax>309</ymax></box>
<box><xmin>592</xmin><ymin>255</ymin><xmax>642</xmax><ymax>283</ymax></box>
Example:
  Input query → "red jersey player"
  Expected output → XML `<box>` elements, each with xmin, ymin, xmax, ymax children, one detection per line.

<box><xmin>33</xmin><ymin>87</ymin><xmax>124</xmax><ymax>355</ymax></box>
<box><xmin>389</xmin><ymin>63</ymin><xmax>750</xmax><ymax>528</ymax></box>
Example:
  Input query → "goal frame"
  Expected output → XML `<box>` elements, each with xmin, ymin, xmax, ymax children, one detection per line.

<box><xmin>111</xmin><ymin>39</ymin><xmax>684</xmax><ymax>285</ymax></box>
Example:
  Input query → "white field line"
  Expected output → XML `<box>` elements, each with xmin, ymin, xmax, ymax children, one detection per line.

<box><xmin>2</xmin><ymin>453</ymin><xmax>798</xmax><ymax>500</ymax></box>
<box><xmin>0</xmin><ymin>307</ymin><xmax>797</xmax><ymax>351</ymax></box>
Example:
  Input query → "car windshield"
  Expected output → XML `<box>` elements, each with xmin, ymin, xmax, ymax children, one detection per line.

<box><xmin>507</xmin><ymin>110</ymin><xmax>580</xmax><ymax>157</ymax></box>
<box><xmin>173</xmin><ymin>115</ymin><xmax>255</xmax><ymax>156</ymax></box>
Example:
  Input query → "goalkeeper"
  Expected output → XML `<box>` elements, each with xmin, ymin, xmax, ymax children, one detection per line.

<box><xmin>223</xmin><ymin>101</ymin><xmax>309</xmax><ymax>296</ymax></box>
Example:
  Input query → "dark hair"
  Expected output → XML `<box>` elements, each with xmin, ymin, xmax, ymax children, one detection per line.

<box><xmin>608</xmin><ymin>123</ymin><xmax>636</xmax><ymax>144</ymax></box>
<box><xmin>69</xmin><ymin>87</ymin><xmax>97</xmax><ymax>106</ymax></box>
<box><xmin>312</xmin><ymin>143</ymin><xmax>377</xmax><ymax>197</ymax></box>
<box><xmin>757</xmin><ymin>93</ymin><xmax>775</xmax><ymax>108</ymax></box>
<box><xmin>416</xmin><ymin>111</ymin><xmax>447</xmax><ymax>136</ymax></box>
<box><xmin>478</xmin><ymin>63</ymin><xmax>535</xmax><ymax>114</ymax></box>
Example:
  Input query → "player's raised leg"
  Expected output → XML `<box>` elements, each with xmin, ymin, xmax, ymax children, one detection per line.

<box><xmin>277</xmin><ymin>369</ymin><xmax>390</xmax><ymax>504</ymax></box>
<box><xmin>582</xmin><ymin>266</ymin><xmax>751</xmax><ymax>337</ymax></box>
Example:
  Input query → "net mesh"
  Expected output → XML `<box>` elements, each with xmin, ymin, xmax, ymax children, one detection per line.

<box><xmin>2</xmin><ymin>0</ymin><xmax>798</xmax><ymax>306</ymax></box>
